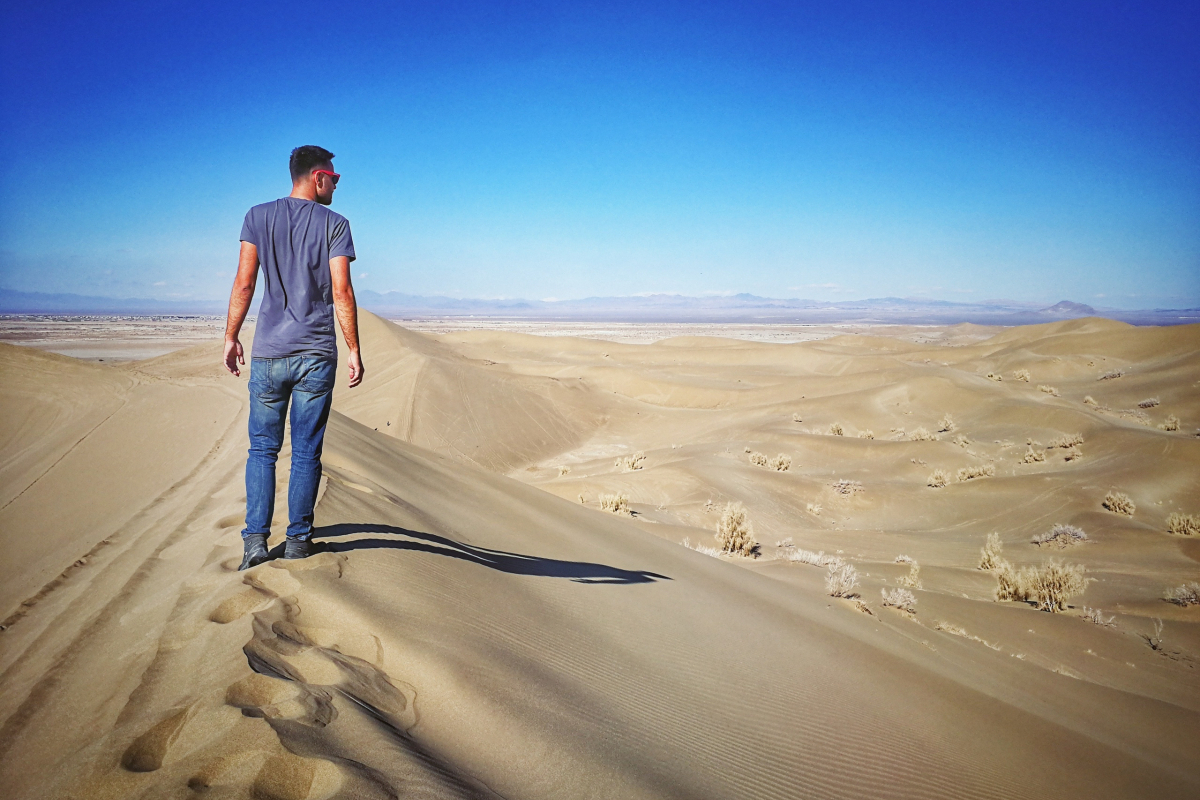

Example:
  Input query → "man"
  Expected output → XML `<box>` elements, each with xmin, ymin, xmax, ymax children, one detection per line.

<box><xmin>223</xmin><ymin>145</ymin><xmax>365</xmax><ymax>570</ymax></box>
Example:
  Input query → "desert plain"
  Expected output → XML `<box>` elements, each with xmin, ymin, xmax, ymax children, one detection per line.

<box><xmin>1</xmin><ymin>312</ymin><xmax>1198</xmax><ymax>799</ymax></box>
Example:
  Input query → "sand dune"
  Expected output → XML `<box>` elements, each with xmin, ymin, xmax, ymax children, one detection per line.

<box><xmin>1</xmin><ymin>313</ymin><xmax>1198</xmax><ymax>799</ymax></box>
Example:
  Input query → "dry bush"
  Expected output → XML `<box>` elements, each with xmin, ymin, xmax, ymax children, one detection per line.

<box><xmin>1083</xmin><ymin>395</ymin><xmax>1098</xmax><ymax>406</ymax></box>
<box><xmin>716</xmin><ymin>502</ymin><xmax>758</xmax><ymax>557</ymax></box>
<box><xmin>1081</xmin><ymin>607</ymin><xmax>1116</xmax><ymax>626</ymax></box>
<box><xmin>1038</xmin><ymin>385</ymin><xmax>1060</xmax><ymax>396</ymax></box>
<box><xmin>857</xmin><ymin>430</ymin><xmax>874</xmax><ymax>439</ymax></box>
<box><xmin>1165</xmin><ymin>582</ymin><xmax>1200</xmax><ymax>607</ymax></box>
<box><xmin>1021</xmin><ymin>447</ymin><xmax>1046</xmax><ymax>464</ymax></box>
<box><xmin>1013</xmin><ymin>369</ymin><xmax>1031</xmax><ymax>382</ymax></box>
<box><xmin>748</xmin><ymin>451</ymin><xmax>768</xmax><ymax>467</ymax></box>
<box><xmin>806</xmin><ymin>502</ymin><xmax>822</xmax><ymax>516</ymax></box>
<box><xmin>910</xmin><ymin>426</ymin><xmax>936</xmax><ymax>441</ymax></box>
<box><xmin>1166</xmin><ymin>512</ymin><xmax>1200</xmax><ymax>536</ymax></box>
<box><xmin>600</xmin><ymin>493</ymin><xmax>631</xmax><ymax>515</ymax></box>
<box><xmin>1032</xmin><ymin>523</ymin><xmax>1089</xmax><ymax>548</ymax></box>
<box><xmin>881</xmin><ymin>587</ymin><xmax>917</xmax><ymax>613</ymax></box>
<box><xmin>681</xmin><ymin>537</ymin><xmax>722</xmax><ymax>558</ymax></box>
<box><xmin>791</xmin><ymin>412</ymin><xmax>803</xmax><ymax>422</ymax></box>
<box><xmin>768</xmin><ymin>454</ymin><xmax>792</xmax><ymax>471</ymax></box>
<box><xmin>898</xmin><ymin>562</ymin><xmax>923</xmax><ymax>589</ymax></box>
<box><xmin>986</xmin><ymin>372</ymin><xmax>1003</xmax><ymax>381</ymax></box>
<box><xmin>616</xmin><ymin>451</ymin><xmax>646</xmax><ymax>472</ymax></box>
<box><xmin>782</xmin><ymin>548</ymin><xmax>842</xmax><ymax>568</ymax></box>
<box><xmin>831</xmin><ymin>479</ymin><xmax>864</xmax><ymax>496</ymax></box>
<box><xmin>1159</xmin><ymin>414</ymin><xmax>1180</xmax><ymax>431</ymax></box>
<box><xmin>744</xmin><ymin>447</ymin><xmax>752</xmax><ymax>453</ymax></box>
<box><xmin>996</xmin><ymin>559</ymin><xmax>1090</xmax><ymax>612</ymax></box>
<box><xmin>979</xmin><ymin>532</ymin><xmax>1004</xmax><ymax>570</ymax></box>
<box><xmin>1063</xmin><ymin>447</ymin><xmax>1083</xmax><ymax>461</ymax></box>
<box><xmin>825</xmin><ymin>562</ymin><xmax>859</xmax><ymax>597</ymax></box>
<box><xmin>828</xmin><ymin>422</ymin><xmax>844</xmax><ymax>436</ymax></box>
<box><xmin>578</xmin><ymin>493</ymin><xmax>586</xmax><ymax>504</ymax></box>
<box><xmin>1098</xmin><ymin>369</ymin><xmax>1125</xmax><ymax>381</ymax></box>
<box><xmin>1048</xmin><ymin>433</ymin><xmax>1084</xmax><ymax>448</ymax></box>
<box><xmin>558</xmin><ymin>465</ymin><xmax>571</xmax><ymax>476</ymax></box>
<box><xmin>703</xmin><ymin>498</ymin><xmax>716</xmax><ymax>513</ymax></box>
<box><xmin>938</xmin><ymin>414</ymin><xmax>956</xmax><ymax>433</ymax></box>
<box><xmin>894</xmin><ymin>554</ymin><xmax>914</xmax><ymax>564</ymax></box>
<box><xmin>1138</xmin><ymin>397</ymin><xmax>1160</xmax><ymax>408</ymax></box>
<box><xmin>957</xmin><ymin>463</ymin><xmax>995</xmax><ymax>482</ymax></box>
<box><xmin>936</xmin><ymin>620</ymin><xmax>968</xmax><ymax>636</ymax></box>
<box><xmin>927</xmin><ymin>469</ymin><xmax>949</xmax><ymax>488</ymax></box>
<box><xmin>1103</xmin><ymin>491</ymin><xmax>1135</xmax><ymax>516</ymax></box>
<box><xmin>952</xmin><ymin>434</ymin><xmax>970</xmax><ymax>448</ymax></box>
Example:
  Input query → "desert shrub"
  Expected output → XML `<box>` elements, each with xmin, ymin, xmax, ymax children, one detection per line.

<box><xmin>825</xmin><ymin>562</ymin><xmax>859</xmax><ymax>597</ymax></box>
<box><xmin>831</xmin><ymin>479</ymin><xmax>864</xmax><ymax>496</ymax></box>
<box><xmin>600</xmin><ymin>493</ymin><xmax>631</xmax><ymax>515</ymax></box>
<box><xmin>791</xmin><ymin>412</ymin><xmax>803</xmax><ymax>422</ymax></box>
<box><xmin>1048</xmin><ymin>433</ymin><xmax>1084</xmax><ymax>448</ymax></box>
<box><xmin>1159</xmin><ymin>415</ymin><xmax>1180</xmax><ymax>432</ymax></box>
<box><xmin>1103</xmin><ymin>491</ymin><xmax>1135</xmax><ymax>516</ymax></box>
<box><xmin>952</xmin><ymin>434</ymin><xmax>970</xmax><ymax>448</ymax></box>
<box><xmin>828</xmin><ymin>422</ymin><xmax>844</xmax><ymax>436</ymax></box>
<box><xmin>1081</xmin><ymin>607</ymin><xmax>1116</xmax><ymax>626</ymax></box>
<box><xmin>936</xmin><ymin>620</ymin><xmax>968</xmax><ymax>636</ymax></box>
<box><xmin>681</xmin><ymin>537</ymin><xmax>722</xmax><ymax>558</ymax></box>
<box><xmin>1038</xmin><ymin>385</ymin><xmax>1060</xmax><ymax>396</ymax></box>
<box><xmin>938</xmin><ymin>414</ymin><xmax>956</xmax><ymax>433</ymax></box>
<box><xmin>957</xmin><ymin>463</ymin><xmax>995</xmax><ymax>482</ymax></box>
<box><xmin>806</xmin><ymin>502</ymin><xmax>822</xmax><ymax>516</ymax></box>
<box><xmin>927</xmin><ymin>469</ymin><xmax>949</xmax><ymax>488</ymax></box>
<box><xmin>616</xmin><ymin>451</ymin><xmax>646</xmax><ymax>472</ymax></box>
<box><xmin>1138</xmin><ymin>397</ymin><xmax>1160</xmax><ymax>408</ymax></box>
<box><xmin>1021</xmin><ymin>447</ymin><xmax>1046</xmax><ymax>464</ymax></box>
<box><xmin>898</xmin><ymin>562</ymin><xmax>923</xmax><ymax>589</ymax></box>
<box><xmin>1083</xmin><ymin>395</ymin><xmax>1098</xmax><ymax>406</ymax></box>
<box><xmin>910</xmin><ymin>426</ymin><xmax>935</xmax><ymax>441</ymax></box>
<box><xmin>1013</xmin><ymin>369</ymin><xmax>1030</xmax><ymax>382</ymax></box>
<box><xmin>1032</xmin><ymin>523</ymin><xmax>1089</xmax><ymax>548</ymax></box>
<box><xmin>748</xmin><ymin>451</ymin><xmax>768</xmax><ymax>467</ymax></box>
<box><xmin>768</xmin><ymin>454</ymin><xmax>792</xmax><ymax>471</ymax></box>
<box><xmin>857</xmin><ymin>430</ymin><xmax>874</xmax><ymax>439</ymax></box>
<box><xmin>894</xmin><ymin>554</ymin><xmax>914</xmax><ymax>564</ymax></box>
<box><xmin>716</xmin><ymin>502</ymin><xmax>758</xmax><ymax>557</ymax></box>
<box><xmin>986</xmin><ymin>372</ymin><xmax>1003</xmax><ymax>381</ymax></box>
<box><xmin>1098</xmin><ymin>369</ymin><xmax>1124</xmax><ymax>381</ymax></box>
<box><xmin>782</xmin><ymin>548</ymin><xmax>842</xmax><ymax>568</ymax></box>
<box><xmin>995</xmin><ymin>559</ymin><xmax>1090</xmax><ymax>612</ymax></box>
<box><xmin>1166</xmin><ymin>512</ymin><xmax>1199</xmax><ymax>536</ymax></box>
<box><xmin>1165</xmin><ymin>582</ymin><xmax>1200</xmax><ymax>607</ymax></box>
<box><xmin>1063</xmin><ymin>447</ymin><xmax>1083</xmax><ymax>461</ymax></box>
<box><xmin>979</xmin><ymin>532</ymin><xmax>1004</xmax><ymax>570</ymax></box>
<box><xmin>558</xmin><ymin>465</ymin><xmax>571</xmax><ymax>476</ymax></box>
<box><xmin>881</xmin><ymin>587</ymin><xmax>917</xmax><ymax>613</ymax></box>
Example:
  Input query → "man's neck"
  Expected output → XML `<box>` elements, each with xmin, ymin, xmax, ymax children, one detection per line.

<box><xmin>288</xmin><ymin>184</ymin><xmax>317</xmax><ymax>201</ymax></box>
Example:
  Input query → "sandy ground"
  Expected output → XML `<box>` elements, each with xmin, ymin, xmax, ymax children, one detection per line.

<box><xmin>1</xmin><ymin>312</ymin><xmax>1198</xmax><ymax>799</ymax></box>
<box><xmin>0</xmin><ymin>315</ymin><xmax>228</xmax><ymax>361</ymax></box>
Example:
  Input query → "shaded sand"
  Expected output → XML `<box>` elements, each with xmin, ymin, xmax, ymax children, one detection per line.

<box><xmin>1</xmin><ymin>312</ymin><xmax>1198</xmax><ymax>799</ymax></box>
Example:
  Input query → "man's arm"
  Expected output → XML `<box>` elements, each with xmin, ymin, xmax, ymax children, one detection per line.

<box><xmin>330</xmin><ymin>255</ymin><xmax>364</xmax><ymax>388</ymax></box>
<box><xmin>223</xmin><ymin>241</ymin><xmax>259</xmax><ymax>376</ymax></box>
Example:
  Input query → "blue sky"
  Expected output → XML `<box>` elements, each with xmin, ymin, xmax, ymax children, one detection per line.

<box><xmin>1</xmin><ymin>1</ymin><xmax>1197</xmax><ymax>309</ymax></box>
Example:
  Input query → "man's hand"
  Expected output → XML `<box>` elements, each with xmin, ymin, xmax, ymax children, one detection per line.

<box><xmin>346</xmin><ymin>349</ymin><xmax>365</xmax><ymax>388</ymax></box>
<box><xmin>224</xmin><ymin>337</ymin><xmax>245</xmax><ymax>376</ymax></box>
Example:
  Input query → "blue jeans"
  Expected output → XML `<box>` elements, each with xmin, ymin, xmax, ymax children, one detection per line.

<box><xmin>242</xmin><ymin>355</ymin><xmax>336</xmax><ymax>542</ymax></box>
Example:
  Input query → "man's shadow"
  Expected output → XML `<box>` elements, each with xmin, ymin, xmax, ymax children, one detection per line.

<box><xmin>305</xmin><ymin>523</ymin><xmax>671</xmax><ymax>585</ymax></box>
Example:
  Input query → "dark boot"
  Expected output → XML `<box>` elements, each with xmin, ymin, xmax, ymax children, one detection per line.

<box><xmin>284</xmin><ymin>538</ymin><xmax>310</xmax><ymax>560</ymax></box>
<box><xmin>239</xmin><ymin>534</ymin><xmax>269</xmax><ymax>570</ymax></box>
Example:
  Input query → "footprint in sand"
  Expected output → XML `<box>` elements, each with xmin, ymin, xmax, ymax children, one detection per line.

<box><xmin>120</xmin><ymin>705</ymin><xmax>194</xmax><ymax>772</ymax></box>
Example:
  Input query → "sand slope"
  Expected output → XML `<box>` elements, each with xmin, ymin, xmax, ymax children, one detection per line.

<box><xmin>0</xmin><ymin>314</ymin><xmax>1198</xmax><ymax>799</ymax></box>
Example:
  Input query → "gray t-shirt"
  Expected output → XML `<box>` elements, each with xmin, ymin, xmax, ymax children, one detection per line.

<box><xmin>239</xmin><ymin>197</ymin><xmax>356</xmax><ymax>359</ymax></box>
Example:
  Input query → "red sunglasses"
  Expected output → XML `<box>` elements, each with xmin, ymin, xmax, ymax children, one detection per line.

<box><xmin>312</xmin><ymin>169</ymin><xmax>340</xmax><ymax>185</ymax></box>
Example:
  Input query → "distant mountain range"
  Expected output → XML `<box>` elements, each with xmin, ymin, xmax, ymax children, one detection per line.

<box><xmin>2</xmin><ymin>288</ymin><xmax>1196</xmax><ymax>326</ymax></box>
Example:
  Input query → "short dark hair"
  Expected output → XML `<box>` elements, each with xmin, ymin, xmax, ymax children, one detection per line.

<box><xmin>289</xmin><ymin>145</ymin><xmax>335</xmax><ymax>182</ymax></box>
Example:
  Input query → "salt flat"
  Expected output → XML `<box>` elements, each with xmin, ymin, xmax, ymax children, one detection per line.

<box><xmin>1</xmin><ymin>312</ymin><xmax>1198</xmax><ymax>799</ymax></box>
